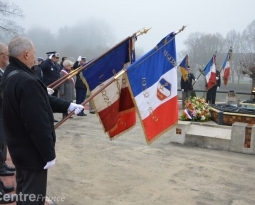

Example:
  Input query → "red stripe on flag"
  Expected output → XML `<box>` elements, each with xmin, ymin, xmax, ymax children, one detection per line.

<box><xmin>97</xmin><ymin>100</ymin><xmax>120</xmax><ymax>132</ymax></box>
<box><xmin>207</xmin><ymin>72</ymin><xmax>216</xmax><ymax>90</ymax></box>
<box><xmin>223</xmin><ymin>67</ymin><xmax>230</xmax><ymax>85</ymax></box>
<box><xmin>108</xmin><ymin>108</ymin><xmax>136</xmax><ymax>138</ymax></box>
<box><xmin>142</xmin><ymin>96</ymin><xmax>178</xmax><ymax>143</ymax></box>
<box><xmin>108</xmin><ymin>87</ymin><xmax>136</xmax><ymax>138</ymax></box>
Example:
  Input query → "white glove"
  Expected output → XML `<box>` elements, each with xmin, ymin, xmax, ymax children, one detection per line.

<box><xmin>181</xmin><ymin>89</ymin><xmax>184</xmax><ymax>92</ymax></box>
<box><xmin>216</xmin><ymin>77</ymin><xmax>219</xmax><ymax>80</ymax></box>
<box><xmin>44</xmin><ymin>158</ymin><xmax>56</xmax><ymax>169</ymax></box>
<box><xmin>77</xmin><ymin>56</ymin><xmax>81</xmax><ymax>61</ymax></box>
<box><xmin>47</xmin><ymin>88</ymin><xmax>54</xmax><ymax>95</ymax></box>
<box><xmin>68</xmin><ymin>103</ymin><xmax>84</xmax><ymax>115</ymax></box>
<box><xmin>195</xmin><ymin>79</ymin><xmax>197</xmax><ymax>81</ymax></box>
<box><xmin>49</xmin><ymin>54</ymin><xmax>53</xmax><ymax>59</ymax></box>
<box><xmin>217</xmin><ymin>86</ymin><xmax>220</xmax><ymax>90</ymax></box>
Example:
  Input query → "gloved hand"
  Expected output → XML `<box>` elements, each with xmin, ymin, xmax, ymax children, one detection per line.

<box><xmin>47</xmin><ymin>88</ymin><xmax>54</xmax><ymax>95</ymax></box>
<box><xmin>217</xmin><ymin>86</ymin><xmax>220</xmax><ymax>90</ymax></box>
<box><xmin>49</xmin><ymin>54</ymin><xmax>53</xmax><ymax>60</ymax></box>
<box><xmin>216</xmin><ymin>77</ymin><xmax>219</xmax><ymax>80</ymax></box>
<box><xmin>195</xmin><ymin>79</ymin><xmax>197</xmax><ymax>81</ymax></box>
<box><xmin>77</xmin><ymin>56</ymin><xmax>81</xmax><ymax>61</ymax></box>
<box><xmin>181</xmin><ymin>89</ymin><xmax>184</xmax><ymax>92</ymax></box>
<box><xmin>68</xmin><ymin>103</ymin><xmax>84</xmax><ymax>115</ymax></box>
<box><xmin>44</xmin><ymin>158</ymin><xmax>56</xmax><ymax>169</ymax></box>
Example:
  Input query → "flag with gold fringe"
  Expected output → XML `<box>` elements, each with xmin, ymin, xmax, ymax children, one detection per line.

<box><xmin>126</xmin><ymin>32</ymin><xmax>178</xmax><ymax>144</ymax></box>
<box><xmin>82</xmin><ymin>36</ymin><xmax>136</xmax><ymax>139</ymax></box>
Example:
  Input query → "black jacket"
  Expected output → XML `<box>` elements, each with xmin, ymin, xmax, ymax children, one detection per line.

<box><xmin>40</xmin><ymin>58</ymin><xmax>61</xmax><ymax>86</ymax></box>
<box><xmin>73</xmin><ymin>61</ymin><xmax>87</xmax><ymax>89</ymax></box>
<box><xmin>2</xmin><ymin>57</ymin><xmax>70</xmax><ymax>170</ymax></box>
<box><xmin>0</xmin><ymin>70</ymin><xmax>4</xmax><ymax>143</ymax></box>
<box><xmin>181</xmin><ymin>73</ymin><xmax>195</xmax><ymax>92</ymax></box>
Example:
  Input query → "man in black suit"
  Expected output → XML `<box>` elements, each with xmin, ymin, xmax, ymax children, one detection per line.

<box><xmin>206</xmin><ymin>69</ymin><xmax>221</xmax><ymax>104</ymax></box>
<box><xmin>40</xmin><ymin>51</ymin><xmax>61</xmax><ymax>97</ymax></box>
<box><xmin>2</xmin><ymin>36</ymin><xmax>84</xmax><ymax>204</ymax></box>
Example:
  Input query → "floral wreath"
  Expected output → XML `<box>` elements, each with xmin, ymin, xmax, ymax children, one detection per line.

<box><xmin>180</xmin><ymin>96</ymin><xmax>211</xmax><ymax>122</ymax></box>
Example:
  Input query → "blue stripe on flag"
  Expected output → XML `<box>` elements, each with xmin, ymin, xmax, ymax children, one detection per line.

<box><xmin>127</xmin><ymin>34</ymin><xmax>176</xmax><ymax>97</ymax></box>
<box><xmin>82</xmin><ymin>39</ymin><xmax>130</xmax><ymax>91</ymax></box>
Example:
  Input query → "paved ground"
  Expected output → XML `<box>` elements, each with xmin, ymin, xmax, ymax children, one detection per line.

<box><xmin>47</xmin><ymin>106</ymin><xmax>255</xmax><ymax>205</ymax></box>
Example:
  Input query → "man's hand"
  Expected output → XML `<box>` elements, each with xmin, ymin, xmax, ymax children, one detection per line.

<box><xmin>181</xmin><ymin>89</ymin><xmax>184</xmax><ymax>92</ymax></box>
<box><xmin>44</xmin><ymin>158</ymin><xmax>56</xmax><ymax>169</ymax></box>
<box><xmin>47</xmin><ymin>88</ymin><xmax>54</xmax><ymax>95</ymax></box>
<box><xmin>216</xmin><ymin>77</ymin><xmax>219</xmax><ymax>80</ymax></box>
<box><xmin>217</xmin><ymin>86</ymin><xmax>220</xmax><ymax>90</ymax></box>
<box><xmin>68</xmin><ymin>103</ymin><xmax>84</xmax><ymax>115</ymax></box>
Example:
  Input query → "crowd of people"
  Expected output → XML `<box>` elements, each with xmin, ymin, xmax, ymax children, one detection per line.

<box><xmin>33</xmin><ymin>51</ymin><xmax>95</xmax><ymax>119</ymax></box>
<box><xmin>0</xmin><ymin>36</ymin><xmax>92</xmax><ymax>204</ymax></box>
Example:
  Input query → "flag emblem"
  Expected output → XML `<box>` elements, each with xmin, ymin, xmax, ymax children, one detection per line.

<box><xmin>157</xmin><ymin>78</ymin><xmax>171</xmax><ymax>101</ymax></box>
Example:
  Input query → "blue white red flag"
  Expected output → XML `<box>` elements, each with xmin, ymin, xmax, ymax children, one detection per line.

<box><xmin>222</xmin><ymin>49</ymin><xmax>232</xmax><ymax>86</ymax></box>
<box><xmin>203</xmin><ymin>55</ymin><xmax>216</xmax><ymax>90</ymax></box>
<box><xmin>82</xmin><ymin>36</ymin><xmax>136</xmax><ymax>139</ymax></box>
<box><xmin>126</xmin><ymin>32</ymin><xmax>178</xmax><ymax>144</ymax></box>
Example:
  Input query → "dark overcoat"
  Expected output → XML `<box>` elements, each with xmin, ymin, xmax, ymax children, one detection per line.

<box><xmin>40</xmin><ymin>58</ymin><xmax>61</xmax><ymax>86</ymax></box>
<box><xmin>2</xmin><ymin>57</ymin><xmax>70</xmax><ymax>170</ymax></box>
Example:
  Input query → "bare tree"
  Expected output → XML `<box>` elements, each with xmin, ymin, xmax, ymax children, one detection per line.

<box><xmin>0</xmin><ymin>0</ymin><xmax>24</xmax><ymax>39</ymax></box>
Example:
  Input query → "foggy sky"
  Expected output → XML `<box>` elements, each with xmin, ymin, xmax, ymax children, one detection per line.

<box><xmin>10</xmin><ymin>0</ymin><xmax>255</xmax><ymax>54</ymax></box>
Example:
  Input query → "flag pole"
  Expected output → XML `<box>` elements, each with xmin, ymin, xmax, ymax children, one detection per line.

<box><xmin>54</xmin><ymin>25</ymin><xmax>187</xmax><ymax>129</ymax></box>
<box><xmin>192</xmin><ymin>51</ymin><xmax>217</xmax><ymax>86</ymax></box>
<box><xmin>48</xmin><ymin>28</ymin><xmax>152</xmax><ymax>91</ymax></box>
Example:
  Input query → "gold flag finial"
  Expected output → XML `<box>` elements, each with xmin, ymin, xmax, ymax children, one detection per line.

<box><xmin>176</xmin><ymin>25</ymin><xmax>187</xmax><ymax>34</ymax></box>
<box><xmin>136</xmin><ymin>27</ymin><xmax>151</xmax><ymax>37</ymax></box>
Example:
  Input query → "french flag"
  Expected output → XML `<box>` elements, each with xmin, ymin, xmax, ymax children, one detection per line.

<box><xmin>127</xmin><ymin>33</ymin><xmax>178</xmax><ymax>144</ymax></box>
<box><xmin>82</xmin><ymin>37</ymin><xmax>136</xmax><ymax>138</ymax></box>
<box><xmin>203</xmin><ymin>55</ymin><xmax>216</xmax><ymax>90</ymax></box>
<box><xmin>222</xmin><ymin>52</ymin><xmax>231</xmax><ymax>86</ymax></box>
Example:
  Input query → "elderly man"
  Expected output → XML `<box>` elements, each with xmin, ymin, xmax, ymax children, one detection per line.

<box><xmin>2</xmin><ymin>36</ymin><xmax>84</xmax><ymax>205</ymax></box>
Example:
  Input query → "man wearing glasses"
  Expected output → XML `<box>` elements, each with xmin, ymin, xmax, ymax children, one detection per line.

<box><xmin>40</xmin><ymin>51</ymin><xmax>61</xmax><ymax>97</ymax></box>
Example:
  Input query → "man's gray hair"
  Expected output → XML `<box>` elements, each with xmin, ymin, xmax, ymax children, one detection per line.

<box><xmin>8</xmin><ymin>36</ymin><xmax>33</xmax><ymax>57</ymax></box>
<box><xmin>63</xmin><ymin>60</ymin><xmax>73</xmax><ymax>67</ymax></box>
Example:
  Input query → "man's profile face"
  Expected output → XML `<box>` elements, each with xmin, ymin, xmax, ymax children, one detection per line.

<box><xmin>26</xmin><ymin>44</ymin><xmax>36</xmax><ymax>68</ymax></box>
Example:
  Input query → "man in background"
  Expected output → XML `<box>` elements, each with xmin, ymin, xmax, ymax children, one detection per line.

<box><xmin>73</xmin><ymin>56</ymin><xmax>88</xmax><ymax>116</ymax></box>
<box><xmin>206</xmin><ymin>68</ymin><xmax>221</xmax><ymax>104</ymax></box>
<box><xmin>181</xmin><ymin>66</ymin><xmax>197</xmax><ymax>109</ymax></box>
<box><xmin>40</xmin><ymin>51</ymin><xmax>61</xmax><ymax>97</ymax></box>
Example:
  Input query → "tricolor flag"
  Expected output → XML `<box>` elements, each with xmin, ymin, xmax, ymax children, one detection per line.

<box><xmin>127</xmin><ymin>32</ymin><xmax>178</xmax><ymax>144</ymax></box>
<box><xmin>82</xmin><ymin>36</ymin><xmax>136</xmax><ymax>139</ymax></box>
<box><xmin>179</xmin><ymin>55</ymin><xmax>189</xmax><ymax>81</ymax></box>
<box><xmin>203</xmin><ymin>55</ymin><xmax>216</xmax><ymax>90</ymax></box>
<box><xmin>222</xmin><ymin>48</ymin><xmax>232</xmax><ymax>86</ymax></box>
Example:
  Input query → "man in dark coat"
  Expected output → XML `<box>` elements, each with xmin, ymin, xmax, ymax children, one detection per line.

<box><xmin>2</xmin><ymin>36</ymin><xmax>84</xmax><ymax>204</ymax></box>
<box><xmin>73</xmin><ymin>56</ymin><xmax>87</xmax><ymax>116</ymax></box>
<box><xmin>180</xmin><ymin>66</ymin><xmax>197</xmax><ymax>108</ymax></box>
<box><xmin>206</xmin><ymin>69</ymin><xmax>221</xmax><ymax>104</ymax></box>
<box><xmin>40</xmin><ymin>52</ymin><xmax>61</xmax><ymax>97</ymax></box>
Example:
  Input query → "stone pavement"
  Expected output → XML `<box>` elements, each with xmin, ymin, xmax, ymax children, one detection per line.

<box><xmin>46</xmin><ymin>104</ymin><xmax>255</xmax><ymax>205</ymax></box>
